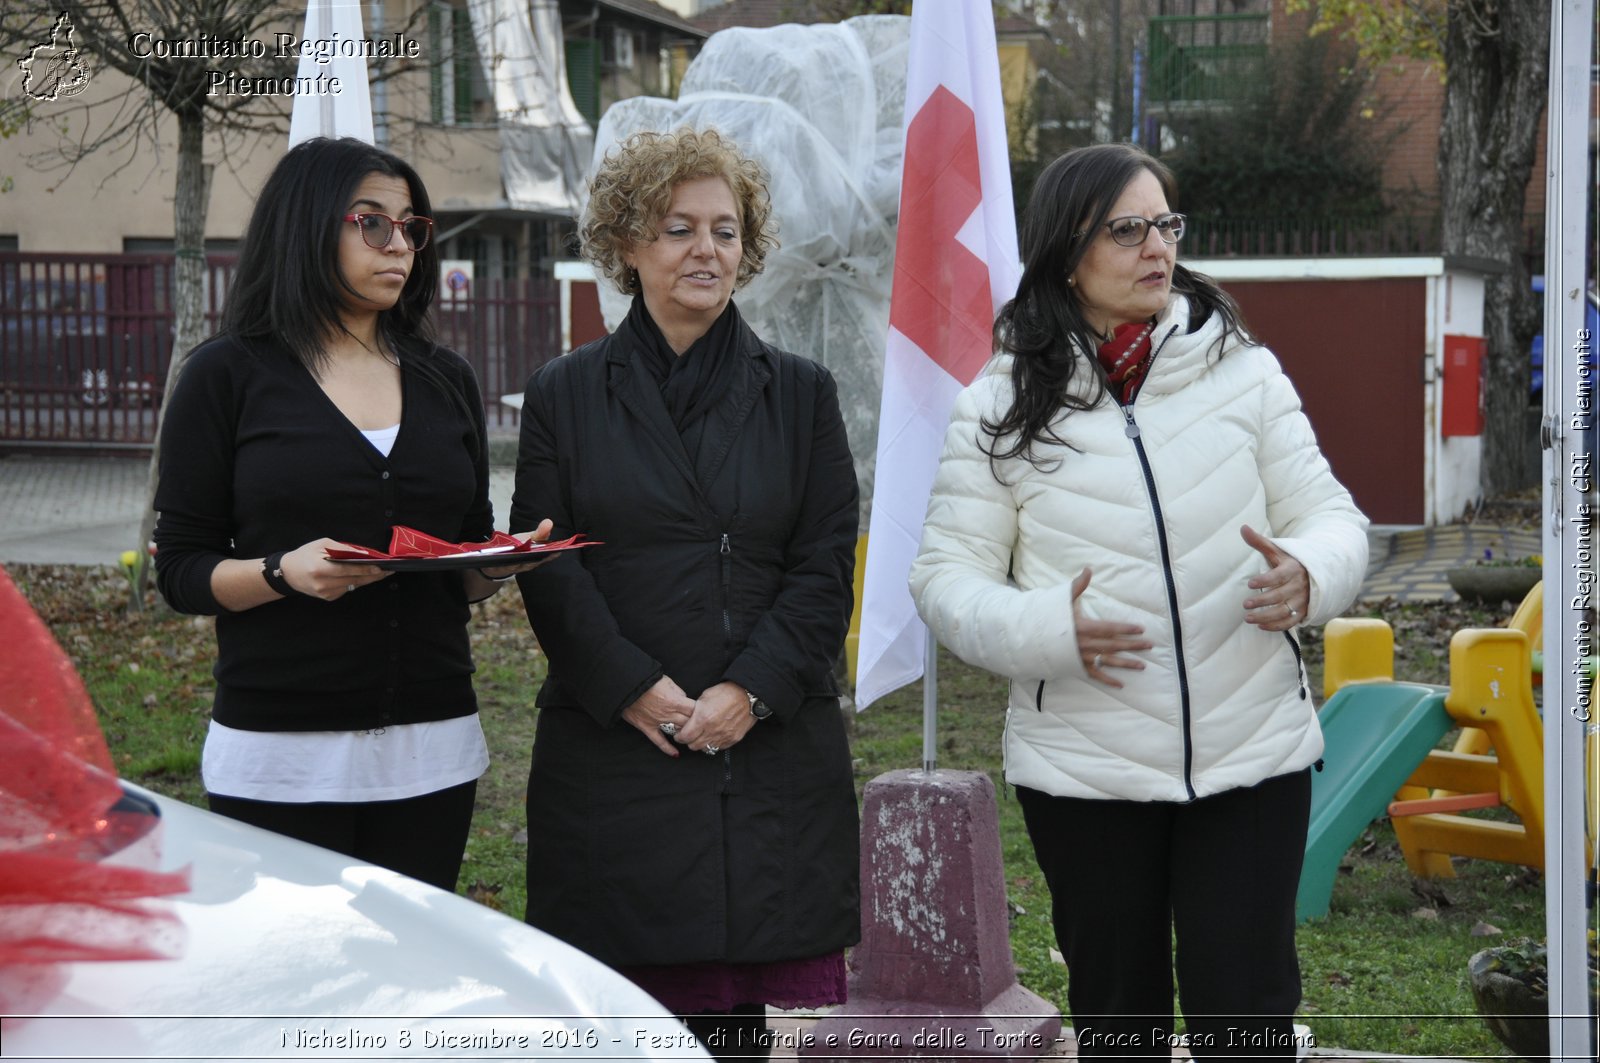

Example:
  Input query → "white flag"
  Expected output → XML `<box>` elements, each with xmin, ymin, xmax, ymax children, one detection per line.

<box><xmin>854</xmin><ymin>0</ymin><xmax>1020</xmax><ymax>710</ymax></box>
<box><xmin>288</xmin><ymin>0</ymin><xmax>376</xmax><ymax>147</ymax></box>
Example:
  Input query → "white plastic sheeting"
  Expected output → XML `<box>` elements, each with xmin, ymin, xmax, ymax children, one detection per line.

<box><xmin>587</xmin><ymin>16</ymin><xmax>912</xmax><ymax>515</ymax></box>
<box><xmin>468</xmin><ymin>0</ymin><xmax>593</xmax><ymax>217</ymax></box>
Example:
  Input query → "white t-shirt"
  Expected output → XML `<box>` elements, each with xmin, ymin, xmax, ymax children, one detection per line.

<box><xmin>202</xmin><ymin>716</ymin><xmax>489</xmax><ymax>802</ymax></box>
<box><xmin>201</xmin><ymin>422</ymin><xmax>489</xmax><ymax>803</ymax></box>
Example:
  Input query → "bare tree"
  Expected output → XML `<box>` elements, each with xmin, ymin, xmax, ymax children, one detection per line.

<box><xmin>1</xmin><ymin>2</ymin><xmax>435</xmax><ymax>599</ymax></box>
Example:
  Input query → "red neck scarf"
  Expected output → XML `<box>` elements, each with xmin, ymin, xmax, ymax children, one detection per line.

<box><xmin>1096</xmin><ymin>320</ymin><xmax>1156</xmax><ymax>404</ymax></box>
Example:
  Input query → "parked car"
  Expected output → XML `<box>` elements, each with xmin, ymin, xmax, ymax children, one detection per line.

<box><xmin>1</xmin><ymin>782</ymin><xmax>710</xmax><ymax>1061</ymax></box>
<box><xmin>1530</xmin><ymin>276</ymin><xmax>1600</xmax><ymax>398</ymax></box>
<box><xmin>1530</xmin><ymin>277</ymin><xmax>1598</xmax><ymax>464</ymax></box>
<box><xmin>0</xmin><ymin>559</ymin><xmax>705</xmax><ymax>1062</ymax></box>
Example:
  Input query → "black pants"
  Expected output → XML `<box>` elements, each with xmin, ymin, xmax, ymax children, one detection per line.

<box><xmin>1017</xmin><ymin>769</ymin><xmax>1312</xmax><ymax>1061</ymax></box>
<box><xmin>207</xmin><ymin>780</ymin><xmax>478</xmax><ymax>892</ymax></box>
<box><xmin>681</xmin><ymin>1004</ymin><xmax>771</xmax><ymax>1062</ymax></box>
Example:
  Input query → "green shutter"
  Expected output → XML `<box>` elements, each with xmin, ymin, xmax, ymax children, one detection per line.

<box><xmin>565</xmin><ymin>38</ymin><xmax>600</xmax><ymax>126</ymax></box>
<box><xmin>428</xmin><ymin>6</ymin><xmax>445</xmax><ymax>123</ymax></box>
<box><xmin>453</xmin><ymin>9</ymin><xmax>474</xmax><ymax>123</ymax></box>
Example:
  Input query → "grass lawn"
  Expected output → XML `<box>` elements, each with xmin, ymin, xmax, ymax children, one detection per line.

<box><xmin>11</xmin><ymin>562</ymin><xmax>1545</xmax><ymax>1059</ymax></box>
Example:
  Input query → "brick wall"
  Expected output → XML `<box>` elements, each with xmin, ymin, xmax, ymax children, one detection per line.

<box><xmin>1267</xmin><ymin>0</ymin><xmax>1554</xmax><ymax>224</ymax></box>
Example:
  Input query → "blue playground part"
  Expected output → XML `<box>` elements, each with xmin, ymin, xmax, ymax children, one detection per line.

<box><xmin>1297</xmin><ymin>682</ymin><xmax>1453</xmax><ymax>922</ymax></box>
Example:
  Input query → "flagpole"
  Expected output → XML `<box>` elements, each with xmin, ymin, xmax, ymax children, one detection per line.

<box><xmin>315</xmin><ymin>0</ymin><xmax>333</xmax><ymax>137</ymax></box>
<box><xmin>922</xmin><ymin>629</ymin><xmax>938</xmax><ymax>772</ymax></box>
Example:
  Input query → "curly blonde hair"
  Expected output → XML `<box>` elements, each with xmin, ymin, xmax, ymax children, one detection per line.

<box><xmin>581</xmin><ymin>127</ymin><xmax>778</xmax><ymax>295</ymax></box>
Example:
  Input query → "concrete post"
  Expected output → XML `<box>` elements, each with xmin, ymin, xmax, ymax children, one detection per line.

<box><xmin>802</xmin><ymin>769</ymin><xmax>1062</xmax><ymax>1060</ymax></box>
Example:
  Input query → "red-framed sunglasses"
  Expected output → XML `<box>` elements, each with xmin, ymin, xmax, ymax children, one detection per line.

<box><xmin>343</xmin><ymin>212</ymin><xmax>433</xmax><ymax>251</ymax></box>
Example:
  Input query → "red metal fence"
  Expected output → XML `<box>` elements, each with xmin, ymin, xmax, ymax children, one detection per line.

<box><xmin>0</xmin><ymin>253</ymin><xmax>559</xmax><ymax>450</ymax></box>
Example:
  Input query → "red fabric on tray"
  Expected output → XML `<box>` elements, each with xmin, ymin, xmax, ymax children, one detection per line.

<box><xmin>325</xmin><ymin>525</ymin><xmax>597</xmax><ymax>561</ymax></box>
<box><xmin>0</xmin><ymin>567</ymin><xmax>188</xmax><ymax>975</ymax></box>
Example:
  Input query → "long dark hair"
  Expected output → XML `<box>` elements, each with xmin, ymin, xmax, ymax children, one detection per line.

<box><xmin>986</xmin><ymin>143</ymin><xmax>1253</xmax><ymax>467</ymax></box>
<box><xmin>222</xmin><ymin>136</ymin><xmax>439</xmax><ymax>372</ymax></box>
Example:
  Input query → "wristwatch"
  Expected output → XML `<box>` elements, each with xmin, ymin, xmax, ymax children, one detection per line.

<box><xmin>746</xmin><ymin>690</ymin><xmax>773</xmax><ymax>721</ymax></box>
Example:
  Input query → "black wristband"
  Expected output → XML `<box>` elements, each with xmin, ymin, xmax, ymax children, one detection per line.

<box><xmin>261</xmin><ymin>551</ymin><xmax>302</xmax><ymax>598</ymax></box>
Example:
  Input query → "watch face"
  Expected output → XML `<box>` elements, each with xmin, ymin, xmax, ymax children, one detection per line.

<box><xmin>749</xmin><ymin>695</ymin><xmax>772</xmax><ymax>719</ymax></box>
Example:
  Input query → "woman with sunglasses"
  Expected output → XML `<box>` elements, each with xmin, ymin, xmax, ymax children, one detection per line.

<box><xmin>911</xmin><ymin>143</ymin><xmax>1369</xmax><ymax>1058</ymax></box>
<box><xmin>153</xmin><ymin>137</ymin><xmax>549</xmax><ymax>890</ymax></box>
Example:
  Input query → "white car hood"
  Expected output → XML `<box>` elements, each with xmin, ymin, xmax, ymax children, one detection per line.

<box><xmin>2</xmin><ymin>785</ymin><xmax>708</xmax><ymax>1061</ymax></box>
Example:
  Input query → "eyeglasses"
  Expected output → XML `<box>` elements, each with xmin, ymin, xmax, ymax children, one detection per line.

<box><xmin>343</xmin><ymin>212</ymin><xmax>433</xmax><ymax>251</ymax></box>
<box><xmin>1076</xmin><ymin>213</ymin><xmax>1186</xmax><ymax>247</ymax></box>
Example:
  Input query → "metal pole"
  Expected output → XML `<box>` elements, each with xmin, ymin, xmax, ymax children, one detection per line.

<box><xmin>316</xmin><ymin>1</ymin><xmax>334</xmax><ymax>137</ymax></box>
<box><xmin>1539</xmin><ymin>1</ymin><xmax>1596</xmax><ymax>1057</ymax></box>
<box><xmin>922</xmin><ymin>628</ymin><xmax>938</xmax><ymax>773</ymax></box>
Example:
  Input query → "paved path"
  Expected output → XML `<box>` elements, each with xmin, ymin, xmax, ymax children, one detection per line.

<box><xmin>0</xmin><ymin>454</ymin><xmax>515</xmax><ymax>566</ymax></box>
<box><xmin>1361</xmin><ymin>522</ymin><xmax>1542</xmax><ymax>602</ymax></box>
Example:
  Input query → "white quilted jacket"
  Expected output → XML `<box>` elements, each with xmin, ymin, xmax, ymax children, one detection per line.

<box><xmin>910</xmin><ymin>297</ymin><xmax>1369</xmax><ymax>802</ymax></box>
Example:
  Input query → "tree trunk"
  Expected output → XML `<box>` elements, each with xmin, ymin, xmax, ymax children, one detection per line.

<box><xmin>135</xmin><ymin>108</ymin><xmax>213</xmax><ymax>600</ymax></box>
<box><xmin>1437</xmin><ymin>0</ymin><xmax>1550</xmax><ymax>499</ymax></box>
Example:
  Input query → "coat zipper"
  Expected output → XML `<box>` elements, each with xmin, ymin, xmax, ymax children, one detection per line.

<box><xmin>1284</xmin><ymin>631</ymin><xmax>1308</xmax><ymax>700</ymax></box>
<box><xmin>1117</xmin><ymin>326</ymin><xmax>1198</xmax><ymax>799</ymax></box>
<box><xmin>719</xmin><ymin>533</ymin><xmax>733</xmax><ymax>646</ymax></box>
<box><xmin>719</xmin><ymin>532</ymin><xmax>734</xmax><ymax>787</ymax></box>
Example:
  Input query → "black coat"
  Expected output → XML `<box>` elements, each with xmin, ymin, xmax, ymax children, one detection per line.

<box><xmin>509</xmin><ymin>305</ymin><xmax>861</xmax><ymax>967</ymax></box>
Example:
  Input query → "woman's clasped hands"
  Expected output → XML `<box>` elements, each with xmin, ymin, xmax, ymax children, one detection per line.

<box><xmin>623</xmin><ymin>678</ymin><xmax>756</xmax><ymax>758</ymax></box>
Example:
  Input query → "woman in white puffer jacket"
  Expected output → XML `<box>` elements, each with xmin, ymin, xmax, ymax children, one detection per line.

<box><xmin>910</xmin><ymin>144</ymin><xmax>1369</xmax><ymax>1060</ymax></box>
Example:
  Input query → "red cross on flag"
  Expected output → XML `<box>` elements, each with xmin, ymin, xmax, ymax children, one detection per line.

<box><xmin>856</xmin><ymin>0</ymin><xmax>1020</xmax><ymax>711</ymax></box>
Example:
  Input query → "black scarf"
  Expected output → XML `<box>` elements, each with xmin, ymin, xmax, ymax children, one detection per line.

<box><xmin>627</xmin><ymin>297</ymin><xmax>743</xmax><ymax>434</ymax></box>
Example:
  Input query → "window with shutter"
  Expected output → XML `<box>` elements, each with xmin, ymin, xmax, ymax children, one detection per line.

<box><xmin>565</xmin><ymin>37</ymin><xmax>600</xmax><ymax>127</ymax></box>
<box><xmin>452</xmin><ymin>10</ymin><xmax>474</xmax><ymax>123</ymax></box>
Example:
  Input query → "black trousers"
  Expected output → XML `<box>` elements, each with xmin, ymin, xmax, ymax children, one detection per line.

<box><xmin>207</xmin><ymin>780</ymin><xmax>478</xmax><ymax>892</ymax></box>
<box><xmin>1017</xmin><ymin>769</ymin><xmax>1312</xmax><ymax>1061</ymax></box>
<box><xmin>681</xmin><ymin>1004</ymin><xmax>771</xmax><ymax>1062</ymax></box>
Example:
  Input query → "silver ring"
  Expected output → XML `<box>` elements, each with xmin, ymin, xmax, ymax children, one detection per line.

<box><xmin>1092</xmin><ymin>653</ymin><xmax>1103</xmax><ymax>669</ymax></box>
<box><xmin>1287</xmin><ymin>605</ymin><xmax>1298</xmax><ymax>618</ymax></box>
<box><xmin>659</xmin><ymin>722</ymin><xmax>679</xmax><ymax>737</ymax></box>
<box><xmin>703</xmin><ymin>745</ymin><xmax>720</xmax><ymax>755</ymax></box>
<box><xmin>347</xmin><ymin>584</ymin><xmax>356</xmax><ymax>593</ymax></box>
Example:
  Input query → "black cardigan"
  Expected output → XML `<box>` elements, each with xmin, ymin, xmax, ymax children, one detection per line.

<box><xmin>153</xmin><ymin>335</ymin><xmax>493</xmax><ymax>732</ymax></box>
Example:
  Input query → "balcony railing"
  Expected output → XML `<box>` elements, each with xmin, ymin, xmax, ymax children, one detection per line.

<box><xmin>1147</xmin><ymin>13</ymin><xmax>1269</xmax><ymax>106</ymax></box>
<box><xmin>1182</xmin><ymin>213</ymin><xmax>1442</xmax><ymax>258</ymax></box>
<box><xmin>1179</xmin><ymin>212</ymin><xmax>1546</xmax><ymax>267</ymax></box>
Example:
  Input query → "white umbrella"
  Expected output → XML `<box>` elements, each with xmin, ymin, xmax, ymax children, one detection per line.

<box><xmin>287</xmin><ymin>0</ymin><xmax>375</xmax><ymax>146</ymax></box>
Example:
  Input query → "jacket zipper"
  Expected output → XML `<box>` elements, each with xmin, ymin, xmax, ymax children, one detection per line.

<box><xmin>719</xmin><ymin>532</ymin><xmax>734</xmax><ymax>787</ymax></box>
<box><xmin>1118</xmin><ymin>326</ymin><xmax>1198</xmax><ymax>799</ymax></box>
<box><xmin>719</xmin><ymin>533</ymin><xmax>733</xmax><ymax>646</ymax></box>
<box><xmin>1284</xmin><ymin>631</ymin><xmax>1308</xmax><ymax>700</ymax></box>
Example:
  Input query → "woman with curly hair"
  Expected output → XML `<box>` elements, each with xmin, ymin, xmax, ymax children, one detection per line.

<box><xmin>510</xmin><ymin>128</ymin><xmax>860</xmax><ymax>1059</ymax></box>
